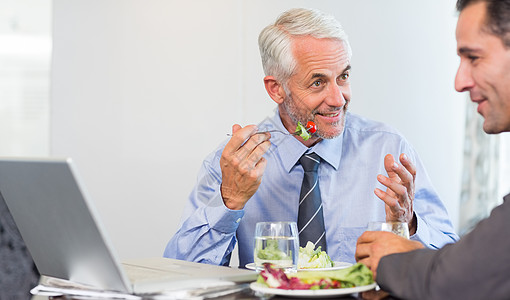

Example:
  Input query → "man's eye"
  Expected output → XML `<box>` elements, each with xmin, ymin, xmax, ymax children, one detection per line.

<box><xmin>312</xmin><ymin>80</ymin><xmax>322</xmax><ymax>87</ymax></box>
<box><xmin>468</xmin><ymin>55</ymin><xmax>479</xmax><ymax>62</ymax></box>
<box><xmin>338</xmin><ymin>73</ymin><xmax>349</xmax><ymax>82</ymax></box>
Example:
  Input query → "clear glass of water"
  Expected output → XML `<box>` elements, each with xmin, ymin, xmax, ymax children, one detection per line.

<box><xmin>253</xmin><ymin>221</ymin><xmax>299</xmax><ymax>273</ymax></box>
<box><xmin>367</xmin><ymin>221</ymin><xmax>410</xmax><ymax>239</ymax></box>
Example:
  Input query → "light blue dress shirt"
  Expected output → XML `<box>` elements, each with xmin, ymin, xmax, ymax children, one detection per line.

<box><xmin>164</xmin><ymin>110</ymin><xmax>458</xmax><ymax>267</ymax></box>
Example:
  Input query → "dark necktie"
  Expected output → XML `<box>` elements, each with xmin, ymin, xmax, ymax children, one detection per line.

<box><xmin>297</xmin><ymin>152</ymin><xmax>327</xmax><ymax>251</ymax></box>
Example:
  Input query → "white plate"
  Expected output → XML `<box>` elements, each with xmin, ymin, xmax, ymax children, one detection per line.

<box><xmin>249</xmin><ymin>282</ymin><xmax>377</xmax><ymax>298</ymax></box>
<box><xmin>245</xmin><ymin>261</ymin><xmax>352</xmax><ymax>271</ymax></box>
<box><xmin>300</xmin><ymin>261</ymin><xmax>352</xmax><ymax>271</ymax></box>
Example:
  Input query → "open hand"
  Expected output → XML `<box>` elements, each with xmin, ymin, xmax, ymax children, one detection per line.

<box><xmin>375</xmin><ymin>154</ymin><xmax>417</xmax><ymax>234</ymax></box>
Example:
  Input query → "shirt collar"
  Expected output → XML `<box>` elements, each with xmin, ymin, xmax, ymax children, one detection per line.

<box><xmin>261</xmin><ymin>109</ymin><xmax>344</xmax><ymax>173</ymax></box>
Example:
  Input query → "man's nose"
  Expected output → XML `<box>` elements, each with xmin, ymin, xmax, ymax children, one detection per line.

<box><xmin>326</xmin><ymin>84</ymin><xmax>348</xmax><ymax>107</ymax></box>
<box><xmin>454</xmin><ymin>61</ymin><xmax>474</xmax><ymax>92</ymax></box>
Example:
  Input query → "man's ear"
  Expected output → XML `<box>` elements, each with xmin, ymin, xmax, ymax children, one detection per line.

<box><xmin>264</xmin><ymin>76</ymin><xmax>286</xmax><ymax>104</ymax></box>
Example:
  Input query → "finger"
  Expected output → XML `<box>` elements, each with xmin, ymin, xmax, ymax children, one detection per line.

<box><xmin>388</xmin><ymin>159</ymin><xmax>414</xmax><ymax>189</ymax></box>
<box><xmin>235</xmin><ymin>133</ymin><xmax>271</xmax><ymax>164</ymax></box>
<box><xmin>399</xmin><ymin>153</ymin><xmax>417</xmax><ymax>180</ymax></box>
<box><xmin>385</xmin><ymin>153</ymin><xmax>415</xmax><ymax>190</ymax></box>
<box><xmin>376</xmin><ymin>175</ymin><xmax>406</xmax><ymax>199</ymax></box>
<box><xmin>356</xmin><ymin>255</ymin><xmax>369</xmax><ymax>265</ymax></box>
<box><xmin>255</xmin><ymin>156</ymin><xmax>268</xmax><ymax>171</ymax></box>
<box><xmin>232</xmin><ymin>124</ymin><xmax>242</xmax><ymax>134</ymax></box>
<box><xmin>374</xmin><ymin>187</ymin><xmax>400</xmax><ymax>210</ymax></box>
<box><xmin>241</xmin><ymin>140</ymin><xmax>271</xmax><ymax>171</ymax></box>
<box><xmin>384</xmin><ymin>154</ymin><xmax>414</xmax><ymax>190</ymax></box>
<box><xmin>244</xmin><ymin>156</ymin><xmax>268</xmax><ymax>185</ymax></box>
<box><xmin>383</xmin><ymin>154</ymin><xmax>400</xmax><ymax>181</ymax></box>
<box><xmin>355</xmin><ymin>244</ymin><xmax>369</xmax><ymax>261</ymax></box>
<box><xmin>224</xmin><ymin>125</ymin><xmax>259</xmax><ymax>154</ymax></box>
<box><xmin>355</xmin><ymin>235</ymin><xmax>373</xmax><ymax>261</ymax></box>
<box><xmin>356</xmin><ymin>234</ymin><xmax>368</xmax><ymax>248</ymax></box>
<box><xmin>357</xmin><ymin>231</ymin><xmax>377</xmax><ymax>245</ymax></box>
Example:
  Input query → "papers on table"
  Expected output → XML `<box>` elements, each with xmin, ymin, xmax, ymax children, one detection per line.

<box><xmin>31</xmin><ymin>276</ymin><xmax>249</xmax><ymax>299</ymax></box>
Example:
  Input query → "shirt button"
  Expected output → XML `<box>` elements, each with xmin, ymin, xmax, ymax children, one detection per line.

<box><xmin>235</xmin><ymin>218</ymin><xmax>241</xmax><ymax>223</ymax></box>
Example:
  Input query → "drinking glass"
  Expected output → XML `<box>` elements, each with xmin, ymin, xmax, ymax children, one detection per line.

<box><xmin>367</xmin><ymin>221</ymin><xmax>410</xmax><ymax>239</ymax></box>
<box><xmin>253</xmin><ymin>221</ymin><xmax>299</xmax><ymax>273</ymax></box>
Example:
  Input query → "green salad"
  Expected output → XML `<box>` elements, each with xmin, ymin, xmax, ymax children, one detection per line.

<box><xmin>298</xmin><ymin>241</ymin><xmax>334</xmax><ymax>269</ymax></box>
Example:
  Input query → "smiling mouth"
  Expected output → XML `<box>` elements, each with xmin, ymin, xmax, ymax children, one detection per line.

<box><xmin>471</xmin><ymin>96</ymin><xmax>486</xmax><ymax>103</ymax></box>
<box><xmin>317</xmin><ymin>111</ymin><xmax>340</xmax><ymax>118</ymax></box>
<box><xmin>471</xmin><ymin>97</ymin><xmax>487</xmax><ymax>105</ymax></box>
<box><xmin>475</xmin><ymin>99</ymin><xmax>487</xmax><ymax>114</ymax></box>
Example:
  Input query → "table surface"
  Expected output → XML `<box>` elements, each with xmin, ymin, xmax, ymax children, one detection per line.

<box><xmin>29</xmin><ymin>274</ymin><xmax>395</xmax><ymax>300</ymax></box>
<box><xmin>30</xmin><ymin>285</ymin><xmax>395</xmax><ymax>300</ymax></box>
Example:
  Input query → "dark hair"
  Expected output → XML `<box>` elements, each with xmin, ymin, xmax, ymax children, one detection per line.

<box><xmin>457</xmin><ymin>0</ymin><xmax>510</xmax><ymax>47</ymax></box>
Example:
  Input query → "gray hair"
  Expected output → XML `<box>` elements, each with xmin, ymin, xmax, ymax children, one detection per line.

<box><xmin>258</xmin><ymin>8</ymin><xmax>352</xmax><ymax>83</ymax></box>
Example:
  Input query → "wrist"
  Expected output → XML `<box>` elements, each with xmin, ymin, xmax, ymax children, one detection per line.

<box><xmin>408</xmin><ymin>213</ymin><xmax>417</xmax><ymax>235</ymax></box>
<box><xmin>223</xmin><ymin>198</ymin><xmax>244</xmax><ymax>210</ymax></box>
<box><xmin>220</xmin><ymin>185</ymin><xmax>245</xmax><ymax>210</ymax></box>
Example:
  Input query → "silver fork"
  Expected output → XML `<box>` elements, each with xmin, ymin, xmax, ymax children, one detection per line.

<box><xmin>227</xmin><ymin>129</ymin><xmax>299</xmax><ymax>136</ymax></box>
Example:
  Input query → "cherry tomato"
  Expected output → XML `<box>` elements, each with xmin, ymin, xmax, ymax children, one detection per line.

<box><xmin>306</xmin><ymin>121</ymin><xmax>316</xmax><ymax>133</ymax></box>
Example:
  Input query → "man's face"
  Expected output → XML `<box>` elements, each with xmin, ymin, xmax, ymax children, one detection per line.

<box><xmin>279</xmin><ymin>36</ymin><xmax>351</xmax><ymax>140</ymax></box>
<box><xmin>455</xmin><ymin>2</ymin><xmax>510</xmax><ymax>134</ymax></box>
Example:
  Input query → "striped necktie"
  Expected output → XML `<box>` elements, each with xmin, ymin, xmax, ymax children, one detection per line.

<box><xmin>297</xmin><ymin>152</ymin><xmax>327</xmax><ymax>251</ymax></box>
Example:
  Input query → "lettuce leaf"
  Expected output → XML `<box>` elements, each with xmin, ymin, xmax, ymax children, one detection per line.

<box><xmin>294</xmin><ymin>121</ymin><xmax>311</xmax><ymax>141</ymax></box>
<box><xmin>298</xmin><ymin>241</ymin><xmax>334</xmax><ymax>269</ymax></box>
<box><xmin>292</xmin><ymin>263</ymin><xmax>374</xmax><ymax>287</ymax></box>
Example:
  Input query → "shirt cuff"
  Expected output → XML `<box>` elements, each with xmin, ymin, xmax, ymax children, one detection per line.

<box><xmin>204</xmin><ymin>189</ymin><xmax>244</xmax><ymax>233</ymax></box>
<box><xmin>409</xmin><ymin>212</ymin><xmax>435</xmax><ymax>248</ymax></box>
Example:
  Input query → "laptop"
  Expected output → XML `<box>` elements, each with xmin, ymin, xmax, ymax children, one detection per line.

<box><xmin>0</xmin><ymin>157</ymin><xmax>256</xmax><ymax>295</ymax></box>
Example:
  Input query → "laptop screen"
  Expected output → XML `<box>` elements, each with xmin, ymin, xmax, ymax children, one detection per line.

<box><xmin>0</xmin><ymin>158</ymin><xmax>131</xmax><ymax>292</ymax></box>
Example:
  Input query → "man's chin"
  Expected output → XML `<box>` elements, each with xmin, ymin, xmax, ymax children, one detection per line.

<box><xmin>483</xmin><ymin>122</ymin><xmax>507</xmax><ymax>134</ymax></box>
<box><xmin>314</xmin><ymin>119</ymin><xmax>346</xmax><ymax>139</ymax></box>
<box><xmin>316</xmin><ymin>127</ymin><xmax>344</xmax><ymax>139</ymax></box>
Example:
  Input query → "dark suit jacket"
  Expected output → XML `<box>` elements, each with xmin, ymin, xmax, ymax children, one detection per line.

<box><xmin>377</xmin><ymin>193</ymin><xmax>510</xmax><ymax>300</ymax></box>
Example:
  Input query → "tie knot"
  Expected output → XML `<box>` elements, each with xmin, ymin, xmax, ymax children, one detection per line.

<box><xmin>299</xmin><ymin>152</ymin><xmax>320</xmax><ymax>173</ymax></box>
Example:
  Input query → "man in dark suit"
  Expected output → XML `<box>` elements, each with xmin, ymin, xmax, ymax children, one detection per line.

<box><xmin>355</xmin><ymin>0</ymin><xmax>510</xmax><ymax>299</ymax></box>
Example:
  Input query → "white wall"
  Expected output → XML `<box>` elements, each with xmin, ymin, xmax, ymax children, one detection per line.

<box><xmin>0</xmin><ymin>0</ymin><xmax>52</xmax><ymax>157</ymax></box>
<box><xmin>51</xmin><ymin>0</ymin><xmax>464</xmax><ymax>262</ymax></box>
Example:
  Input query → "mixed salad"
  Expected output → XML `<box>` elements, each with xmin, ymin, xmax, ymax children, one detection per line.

<box><xmin>295</xmin><ymin>121</ymin><xmax>317</xmax><ymax>141</ymax></box>
<box><xmin>257</xmin><ymin>262</ymin><xmax>374</xmax><ymax>290</ymax></box>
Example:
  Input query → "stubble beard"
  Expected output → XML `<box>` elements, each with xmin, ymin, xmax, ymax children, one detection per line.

<box><xmin>281</xmin><ymin>92</ymin><xmax>348</xmax><ymax>139</ymax></box>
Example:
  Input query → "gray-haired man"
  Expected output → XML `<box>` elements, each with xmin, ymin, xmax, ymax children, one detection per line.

<box><xmin>165</xmin><ymin>7</ymin><xmax>457</xmax><ymax>268</ymax></box>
